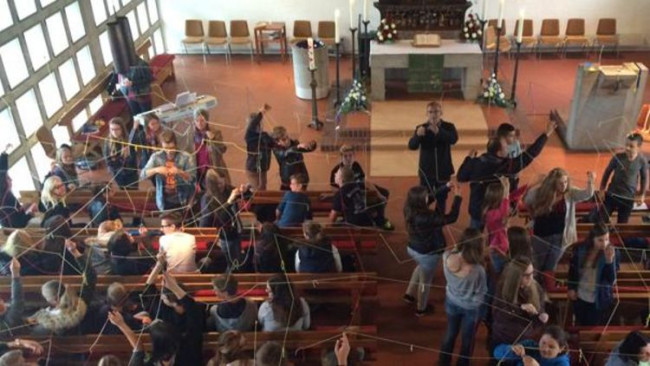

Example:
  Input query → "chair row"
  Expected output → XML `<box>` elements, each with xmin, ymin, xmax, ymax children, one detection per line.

<box><xmin>182</xmin><ymin>19</ymin><xmax>336</xmax><ymax>62</ymax></box>
<box><xmin>485</xmin><ymin>18</ymin><xmax>619</xmax><ymax>57</ymax></box>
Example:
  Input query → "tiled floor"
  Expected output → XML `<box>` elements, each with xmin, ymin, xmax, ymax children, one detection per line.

<box><xmin>158</xmin><ymin>50</ymin><xmax>650</xmax><ymax>365</ymax></box>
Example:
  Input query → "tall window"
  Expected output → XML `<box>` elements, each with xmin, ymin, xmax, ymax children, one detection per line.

<box><xmin>65</xmin><ymin>2</ymin><xmax>85</xmax><ymax>43</ymax></box>
<box><xmin>24</xmin><ymin>24</ymin><xmax>50</xmax><ymax>71</ymax></box>
<box><xmin>0</xmin><ymin>39</ymin><xmax>29</xmax><ymax>88</ymax></box>
<box><xmin>46</xmin><ymin>12</ymin><xmax>69</xmax><ymax>56</ymax></box>
<box><xmin>0</xmin><ymin>109</ymin><xmax>21</xmax><ymax>154</ymax></box>
<box><xmin>38</xmin><ymin>73</ymin><xmax>63</xmax><ymax>117</ymax></box>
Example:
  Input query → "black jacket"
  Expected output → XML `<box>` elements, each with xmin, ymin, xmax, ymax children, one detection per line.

<box><xmin>245</xmin><ymin>112</ymin><xmax>276</xmax><ymax>173</ymax></box>
<box><xmin>408</xmin><ymin>121</ymin><xmax>458</xmax><ymax>182</ymax></box>
<box><xmin>273</xmin><ymin>139</ymin><xmax>316</xmax><ymax>186</ymax></box>
<box><xmin>457</xmin><ymin>133</ymin><xmax>548</xmax><ymax>220</ymax></box>
<box><xmin>406</xmin><ymin>196</ymin><xmax>462</xmax><ymax>254</ymax></box>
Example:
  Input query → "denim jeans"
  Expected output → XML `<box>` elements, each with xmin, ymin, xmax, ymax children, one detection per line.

<box><xmin>439</xmin><ymin>299</ymin><xmax>480</xmax><ymax>366</ymax></box>
<box><xmin>405</xmin><ymin>247</ymin><xmax>440</xmax><ymax>311</ymax></box>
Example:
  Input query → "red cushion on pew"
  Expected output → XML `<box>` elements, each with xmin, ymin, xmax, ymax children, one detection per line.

<box><xmin>242</xmin><ymin>240</ymin><xmax>252</xmax><ymax>249</ymax></box>
<box><xmin>150</xmin><ymin>54</ymin><xmax>175</xmax><ymax>74</ymax></box>
<box><xmin>194</xmin><ymin>289</ymin><xmax>214</xmax><ymax>297</ymax></box>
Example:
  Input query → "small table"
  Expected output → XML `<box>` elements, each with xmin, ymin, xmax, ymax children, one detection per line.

<box><xmin>254</xmin><ymin>22</ymin><xmax>288</xmax><ymax>62</ymax></box>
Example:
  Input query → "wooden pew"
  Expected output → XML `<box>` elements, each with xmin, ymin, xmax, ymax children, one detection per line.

<box><xmin>0</xmin><ymin>326</ymin><xmax>378</xmax><ymax>363</ymax></box>
<box><xmin>574</xmin><ymin>327</ymin><xmax>650</xmax><ymax>365</ymax></box>
<box><xmin>517</xmin><ymin>195</ymin><xmax>650</xmax><ymax>221</ymax></box>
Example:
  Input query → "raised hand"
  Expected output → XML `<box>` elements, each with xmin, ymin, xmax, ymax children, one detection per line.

<box><xmin>511</xmin><ymin>344</ymin><xmax>526</xmax><ymax>357</ymax></box>
<box><xmin>108</xmin><ymin>310</ymin><xmax>126</xmax><ymax>327</ymax></box>
<box><xmin>604</xmin><ymin>244</ymin><xmax>616</xmax><ymax>264</ymax></box>
<box><xmin>587</xmin><ymin>171</ymin><xmax>596</xmax><ymax>182</ymax></box>
<box><xmin>416</xmin><ymin>126</ymin><xmax>426</xmax><ymax>137</ymax></box>
<box><xmin>520</xmin><ymin>303</ymin><xmax>538</xmax><ymax>315</ymax></box>
<box><xmin>545</xmin><ymin>120</ymin><xmax>557</xmax><ymax>136</ymax></box>
<box><xmin>335</xmin><ymin>333</ymin><xmax>351</xmax><ymax>366</ymax></box>
<box><xmin>10</xmin><ymin>258</ymin><xmax>20</xmax><ymax>277</ymax></box>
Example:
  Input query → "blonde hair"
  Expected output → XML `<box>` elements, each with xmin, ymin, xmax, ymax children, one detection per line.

<box><xmin>35</xmin><ymin>282</ymin><xmax>87</xmax><ymax>331</ymax></box>
<box><xmin>339</xmin><ymin>144</ymin><xmax>354</xmax><ymax>155</ymax></box>
<box><xmin>98</xmin><ymin>220</ymin><xmax>123</xmax><ymax>236</ymax></box>
<box><xmin>3</xmin><ymin>230</ymin><xmax>33</xmax><ymax>257</ymax></box>
<box><xmin>530</xmin><ymin>168</ymin><xmax>570</xmax><ymax>217</ymax></box>
<box><xmin>497</xmin><ymin>257</ymin><xmax>542</xmax><ymax>311</ymax></box>
<box><xmin>41</xmin><ymin>176</ymin><xmax>64</xmax><ymax>208</ymax></box>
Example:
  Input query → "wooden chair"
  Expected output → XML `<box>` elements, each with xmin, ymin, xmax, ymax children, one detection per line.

<box><xmin>292</xmin><ymin>20</ymin><xmax>312</xmax><ymax>44</ymax></box>
<box><xmin>318</xmin><ymin>21</ymin><xmax>336</xmax><ymax>47</ymax></box>
<box><xmin>513</xmin><ymin>19</ymin><xmax>537</xmax><ymax>51</ymax></box>
<box><xmin>181</xmin><ymin>19</ymin><xmax>205</xmax><ymax>56</ymax></box>
<box><xmin>36</xmin><ymin>126</ymin><xmax>57</xmax><ymax>160</ymax></box>
<box><xmin>487</xmin><ymin>19</ymin><xmax>506</xmax><ymax>34</ymax></box>
<box><xmin>537</xmin><ymin>19</ymin><xmax>563</xmax><ymax>57</ymax></box>
<box><xmin>594</xmin><ymin>18</ymin><xmax>619</xmax><ymax>56</ymax></box>
<box><xmin>564</xmin><ymin>18</ymin><xmax>590</xmax><ymax>56</ymax></box>
<box><xmin>229</xmin><ymin>20</ymin><xmax>254</xmax><ymax>61</ymax></box>
<box><xmin>205</xmin><ymin>20</ymin><xmax>230</xmax><ymax>63</ymax></box>
<box><xmin>485</xmin><ymin>25</ymin><xmax>511</xmax><ymax>55</ymax></box>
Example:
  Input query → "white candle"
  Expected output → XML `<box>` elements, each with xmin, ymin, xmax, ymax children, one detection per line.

<box><xmin>481</xmin><ymin>0</ymin><xmax>487</xmax><ymax>21</ymax></box>
<box><xmin>307</xmin><ymin>37</ymin><xmax>316</xmax><ymax>70</ymax></box>
<box><xmin>363</xmin><ymin>0</ymin><xmax>368</xmax><ymax>22</ymax></box>
<box><xmin>517</xmin><ymin>9</ymin><xmax>525</xmax><ymax>43</ymax></box>
<box><xmin>497</xmin><ymin>0</ymin><xmax>504</xmax><ymax>28</ymax></box>
<box><xmin>334</xmin><ymin>9</ymin><xmax>341</xmax><ymax>43</ymax></box>
<box><xmin>349</xmin><ymin>0</ymin><xmax>356</xmax><ymax>28</ymax></box>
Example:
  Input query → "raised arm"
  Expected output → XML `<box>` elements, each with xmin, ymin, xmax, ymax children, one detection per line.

<box><xmin>408</xmin><ymin>126</ymin><xmax>424</xmax><ymax>150</ymax></box>
<box><xmin>67</xmin><ymin>240</ymin><xmax>97</xmax><ymax>306</ymax></box>
<box><xmin>600</xmin><ymin>156</ymin><xmax>616</xmax><ymax>191</ymax></box>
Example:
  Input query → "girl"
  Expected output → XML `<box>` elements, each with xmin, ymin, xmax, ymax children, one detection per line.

<box><xmin>295</xmin><ymin>221</ymin><xmax>342</xmax><ymax>273</ymax></box>
<box><xmin>493</xmin><ymin>325</ymin><xmax>570</xmax><ymax>366</ymax></box>
<box><xmin>206</xmin><ymin>330</ymin><xmax>253</xmax><ymax>366</ymax></box>
<box><xmin>491</xmin><ymin>256</ymin><xmax>549</xmax><ymax>349</ymax></box>
<box><xmin>50</xmin><ymin>145</ymin><xmax>79</xmax><ymax>191</ymax></box>
<box><xmin>403</xmin><ymin>184</ymin><xmax>462</xmax><ymax>316</ymax></box>
<box><xmin>130</xmin><ymin>113</ymin><xmax>162</xmax><ymax>170</ymax></box>
<box><xmin>508</xmin><ymin>226</ymin><xmax>533</xmax><ymax>261</ymax></box>
<box><xmin>39</xmin><ymin>176</ymin><xmax>70</xmax><ymax>225</ymax></box>
<box><xmin>606</xmin><ymin>330</ymin><xmax>650</xmax><ymax>366</ymax></box>
<box><xmin>271</xmin><ymin>126</ymin><xmax>317</xmax><ymax>191</ymax></box>
<box><xmin>525</xmin><ymin>168</ymin><xmax>595</xmax><ymax>288</ymax></box>
<box><xmin>244</xmin><ymin>104</ymin><xmax>275</xmax><ymax>190</ymax></box>
<box><xmin>568</xmin><ymin>223</ymin><xmax>618</xmax><ymax>326</ymax></box>
<box><xmin>439</xmin><ymin>228</ymin><xmax>487</xmax><ymax>366</ymax></box>
<box><xmin>104</xmin><ymin>117</ymin><xmax>139</xmax><ymax>189</ymax></box>
<box><xmin>257</xmin><ymin>275</ymin><xmax>310</xmax><ymax>331</ymax></box>
<box><xmin>194</xmin><ymin>109</ymin><xmax>230</xmax><ymax>187</ymax></box>
<box><xmin>483</xmin><ymin>176</ymin><xmax>528</xmax><ymax>273</ymax></box>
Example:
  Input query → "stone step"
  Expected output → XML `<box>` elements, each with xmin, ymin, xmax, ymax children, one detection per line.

<box><xmin>368</xmin><ymin>127</ymin><xmax>489</xmax><ymax>138</ymax></box>
<box><xmin>370</xmin><ymin>134</ymin><xmax>487</xmax><ymax>151</ymax></box>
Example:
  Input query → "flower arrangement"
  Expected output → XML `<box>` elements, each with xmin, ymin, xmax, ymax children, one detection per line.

<box><xmin>376</xmin><ymin>17</ymin><xmax>397</xmax><ymax>43</ymax></box>
<box><xmin>462</xmin><ymin>13</ymin><xmax>482</xmax><ymax>41</ymax></box>
<box><xmin>479</xmin><ymin>73</ymin><xmax>510</xmax><ymax>108</ymax></box>
<box><xmin>338</xmin><ymin>79</ymin><xmax>369</xmax><ymax>115</ymax></box>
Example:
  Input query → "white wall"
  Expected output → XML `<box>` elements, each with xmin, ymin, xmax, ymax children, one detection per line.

<box><xmin>159</xmin><ymin>0</ymin><xmax>650</xmax><ymax>54</ymax></box>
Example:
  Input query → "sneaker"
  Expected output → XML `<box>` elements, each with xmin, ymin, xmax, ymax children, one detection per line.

<box><xmin>402</xmin><ymin>294</ymin><xmax>415</xmax><ymax>304</ymax></box>
<box><xmin>415</xmin><ymin>304</ymin><xmax>434</xmax><ymax>317</ymax></box>
<box><xmin>382</xmin><ymin>219</ymin><xmax>395</xmax><ymax>231</ymax></box>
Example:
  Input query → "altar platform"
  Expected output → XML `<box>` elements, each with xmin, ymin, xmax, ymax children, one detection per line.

<box><xmin>370</xmin><ymin>39</ymin><xmax>483</xmax><ymax>101</ymax></box>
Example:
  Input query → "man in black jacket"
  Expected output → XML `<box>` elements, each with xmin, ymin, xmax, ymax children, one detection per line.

<box><xmin>457</xmin><ymin>120</ymin><xmax>557</xmax><ymax>229</ymax></box>
<box><xmin>408</xmin><ymin>101</ymin><xmax>458</xmax><ymax>212</ymax></box>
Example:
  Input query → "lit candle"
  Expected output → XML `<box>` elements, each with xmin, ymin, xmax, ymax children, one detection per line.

<box><xmin>481</xmin><ymin>0</ymin><xmax>487</xmax><ymax>21</ymax></box>
<box><xmin>334</xmin><ymin>9</ymin><xmax>341</xmax><ymax>43</ymax></box>
<box><xmin>497</xmin><ymin>0</ymin><xmax>504</xmax><ymax>28</ymax></box>
<box><xmin>517</xmin><ymin>9</ymin><xmax>525</xmax><ymax>43</ymax></box>
<box><xmin>307</xmin><ymin>37</ymin><xmax>316</xmax><ymax>70</ymax></box>
<box><xmin>349</xmin><ymin>0</ymin><xmax>356</xmax><ymax>28</ymax></box>
<box><xmin>363</xmin><ymin>0</ymin><xmax>368</xmax><ymax>22</ymax></box>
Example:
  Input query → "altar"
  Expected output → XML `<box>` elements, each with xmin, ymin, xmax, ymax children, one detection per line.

<box><xmin>370</xmin><ymin>39</ymin><xmax>482</xmax><ymax>101</ymax></box>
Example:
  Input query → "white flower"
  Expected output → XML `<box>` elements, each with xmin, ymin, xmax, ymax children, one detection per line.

<box><xmin>477</xmin><ymin>29</ymin><xmax>482</xmax><ymax>35</ymax></box>
<box><xmin>465</xmin><ymin>33</ymin><xmax>469</xmax><ymax>38</ymax></box>
<box><xmin>483</xmin><ymin>92</ymin><xmax>489</xmax><ymax>97</ymax></box>
<box><xmin>463</xmin><ymin>27</ymin><xmax>468</xmax><ymax>32</ymax></box>
<box><xmin>392</xmin><ymin>29</ymin><xmax>397</xmax><ymax>34</ymax></box>
<box><xmin>387</xmin><ymin>33</ymin><xmax>392</xmax><ymax>39</ymax></box>
<box><xmin>384</xmin><ymin>25</ymin><xmax>389</xmax><ymax>30</ymax></box>
<box><xmin>377</xmin><ymin>31</ymin><xmax>382</xmax><ymax>36</ymax></box>
<box><xmin>361</xmin><ymin>96</ymin><xmax>366</xmax><ymax>101</ymax></box>
<box><xmin>472</xmin><ymin>33</ymin><xmax>477</xmax><ymax>38</ymax></box>
<box><xmin>381</xmin><ymin>19</ymin><xmax>386</xmax><ymax>24</ymax></box>
<box><xmin>499</xmin><ymin>93</ymin><xmax>505</xmax><ymax>99</ymax></box>
<box><xmin>378</xmin><ymin>35</ymin><xmax>384</xmax><ymax>41</ymax></box>
<box><xmin>391</xmin><ymin>24</ymin><xmax>396</xmax><ymax>29</ymax></box>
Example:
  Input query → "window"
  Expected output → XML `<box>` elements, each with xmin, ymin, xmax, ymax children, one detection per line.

<box><xmin>76</xmin><ymin>46</ymin><xmax>95</xmax><ymax>85</ymax></box>
<box><xmin>15</xmin><ymin>0</ymin><xmax>37</xmax><ymax>20</ymax></box>
<box><xmin>0</xmin><ymin>80</ymin><xmax>4</xmax><ymax>97</ymax></box>
<box><xmin>0</xmin><ymin>0</ymin><xmax>12</xmax><ymax>32</ymax></box>
<box><xmin>89</xmin><ymin>95</ymin><xmax>103</xmax><ymax>115</ymax></box>
<box><xmin>59</xmin><ymin>58</ymin><xmax>80</xmax><ymax>100</ymax></box>
<box><xmin>126</xmin><ymin>10</ymin><xmax>139</xmax><ymax>39</ymax></box>
<box><xmin>65</xmin><ymin>2</ymin><xmax>85</xmax><ymax>42</ymax></box>
<box><xmin>38</xmin><ymin>73</ymin><xmax>63</xmax><ymax>117</ymax></box>
<box><xmin>153</xmin><ymin>29</ymin><xmax>164</xmax><ymax>54</ymax></box>
<box><xmin>9</xmin><ymin>158</ymin><xmax>35</xmax><ymax>196</ymax></box>
<box><xmin>46</xmin><ymin>12</ymin><xmax>69</xmax><ymax>56</ymax></box>
<box><xmin>137</xmin><ymin>2</ymin><xmax>149</xmax><ymax>32</ymax></box>
<box><xmin>107</xmin><ymin>0</ymin><xmax>120</xmax><ymax>15</ymax></box>
<box><xmin>90</xmin><ymin>0</ymin><xmax>107</xmax><ymax>25</ymax></box>
<box><xmin>52</xmin><ymin>124</ymin><xmax>70</xmax><ymax>146</ymax></box>
<box><xmin>40</xmin><ymin>0</ymin><xmax>58</xmax><ymax>7</ymax></box>
<box><xmin>15</xmin><ymin>89</ymin><xmax>43</xmax><ymax>138</ymax></box>
<box><xmin>0</xmin><ymin>109</ymin><xmax>21</xmax><ymax>154</ymax></box>
<box><xmin>122</xmin><ymin>0</ymin><xmax>131</xmax><ymax>4</ymax></box>
<box><xmin>71</xmin><ymin>109</ymin><xmax>88</xmax><ymax>133</ymax></box>
<box><xmin>0</xmin><ymin>39</ymin><xmax>29</xmax><ymax>88</ymax></box>
<box><xmin>99</xmin><ymin>31</ymin><xmax>112</xmax><ymax>66</ymax></box>
<box><xmin>147</xmin><ymin>0</ymin><xmax>158</xmax><ymax>24</ymax></box>
<box><xmin>30</xmin><ymin>144</ymin><xmax>51</xmax><ymax>182</ymax></box>
<box><xmin>24</xmin><ymin>24</ymin><xmax>50</xmax><ymax>71</ymax></box>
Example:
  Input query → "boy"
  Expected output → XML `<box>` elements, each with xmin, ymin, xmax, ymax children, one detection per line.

<box><xmin>599</xmin><ymin>133</ymin><xmax>648</xmax><ymax>223</ymax></box>
<box><xmin>272</xmin><ymin>126</ymin><xmax>317</xmax><ymax>191</ymax></box>
<box><xmin>276</xmin><ymin>174</ymin><xmax>313</xmax><ymax>227</ymax></box>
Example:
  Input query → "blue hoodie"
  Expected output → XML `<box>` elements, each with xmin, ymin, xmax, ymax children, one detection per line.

<box><xmin>493</xmin><ymin>340</ymin><xmax>570</xmax><ymax>366</ymax></box>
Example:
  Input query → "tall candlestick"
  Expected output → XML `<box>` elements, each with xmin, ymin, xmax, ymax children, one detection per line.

<box><xmin>497</xmin><ymin>0</ymin><xmax>504</xmax><ymax>27</ymax></box>
<box><xmin>363</xmin><ymin>0</ymin><xmax>368</xmax><ymax>22</ymax></box>
<box><xmin>307</xmin><ymin>37</ymin><xmax>316</xmax><ymax>70</ymax></box>
<box><xmin>481</xmin><ymin>0</ymin><xmax>487</xmax><ymax>20</ymax></box>
<box><xmin>516</xmin><ymin>9</ymin><xmax>525</xmax><ymax>43</ymax></box>
<box><xmin>349</xmin><ymin>0</ymin><xmax>356</xmax><ymax>27</ymax></box>
<box><xmin>334</xmin><ymin>9</ymin><xmax>340</xmax><ymax>43</ymax></box>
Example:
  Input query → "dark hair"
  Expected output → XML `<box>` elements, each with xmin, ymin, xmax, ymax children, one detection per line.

<box><xmin>508</xmin><ymin>226</ymin><xmax>532</xmax><ymax>260</ymax></box>
<box><xmin>160</xmin><ymin>213</ymin><xmax>181</xmax><ymax>227</ymax></box>
<box><xmin>482</xmin><ymin>182</ymin><xmax>505</xmax><ymax>217</ymax></box>
<box><xmin>267</xmin><ymin>275</ymin><xmax>303</xmax><ymax>326</ymax></box>
<box><xmin>619</xmin><ymin>330</ymin><xmax>650</xmax><ymax>362</ymax></box>
<box><xmin>290</xmin><ymin>173</ymin><xmax>307</xmax><ymax>186</ymax></box>
<box><xmin>256</xmin><ymin>342</ymin><xmax>286</xmax><ymax>366</ymax></box>
<box><xmin>487</xmin><ymin>137</ymin><xmax>503</xmax><ymax>155</ymax></box>
<box><xmin>107</xmin><ymin>230</ymin><xmax>133</xmax><ymax>257</ymax></box>
<box><xmin>586</xmin><ymin>222</ymin><xmax>610</xmax><ymax>250</ymax></box>
<box><xmin>542</xmin><ymin>325</ymin><xmax>568</xmax><ymax>350</ymax></box>
<box><xmin>254</xmin><ymin>223</ymin><xmax>283</xmax><ymax>272</ymax></box>
<box><xmin>212</xmin><ymin>275</ymin><xmax>238</xmax><ymax>296</ymax></box>
<box><xmin>496</xmin><ymin>123</ymin><xmax>516</xmax><ymax>137</ymax></box>
<box><xmin>403</xmin><ymin>186</ymin><xmax>430</xmax><ymax>232</ymax></box>
<box><xmin>456</xmin><ymin>227</ymin><xmax>484</xmax><ymax>265</ymax></box>
<box><xmin>627</xmin><ymin>132</ymin><xmax>643</xmax><ymax>146</ymax></box>
<box><xmin>149</xmin><ymin>321</ymin><xmax>180</xmax><ymax>362</ymax></box>
<box><xmin>160</xmin><ymin>130</ymin><xmax>177</xmax><ymax>145</ymax></box>
<box><xmin>45</xmin><ymin>215</ymin><xmax>72</xmax><ymax>239</ymax></box>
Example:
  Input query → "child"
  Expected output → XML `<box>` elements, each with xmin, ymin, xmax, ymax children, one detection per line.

<box><xmin>295</xmin><ymin>221</ymin><xmax>342</xmax><ymax>273</ymax></box>
<box><xmin>272</xmin><ymin>126</ymin><xmax>317</xmax><ymax>191</ymax></box>
<box><xmin>507</xmin><ymin>226</ymin><xmax>533</xmax><ymax>260</ymax></box>
<box><xmin>598</xmin><ymin>132</ymin><xmax>648</xmax><ymax>224</ymax></box>
<box><xmin>482</xmin><ymin>176</ymin><xmax>527</xmax><ymax>274</ymax></box>
<box><xmin>103</xmin><ymin>117</ymin><xmax>139</xmax><ymax>189</ymax></box>
<box><xmin>276</xmin><ymin>174</ymin><xmax>312</xmax><ymax>228</ymax></box>
<box><xmin>493</xmin><ymin>325</ymin><xmax>570</xmax><ymax>366</ymax></box>
<box><xmin>497</xmin><ymin>123</ymin><xmax>522</xmax><ymax>158</ymax></box>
